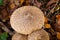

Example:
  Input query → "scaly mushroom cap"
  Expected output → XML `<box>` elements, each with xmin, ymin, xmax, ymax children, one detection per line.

<box><xmin>28</xmin><ymin>29</ymin><xmax>49</xmax><ymax>40</ymax></box>
<box><xmin>10</xmin><ymin>6</ymin><xmax>44</xmax><ymax>35</ymax></box>
<box><xmin>12</xmin><ymin>33</ymin><xmax>28</xmax><ymax>40</ymax></box>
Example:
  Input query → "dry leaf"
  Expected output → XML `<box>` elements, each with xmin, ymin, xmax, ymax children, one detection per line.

<box><xmin>25</xmin><ymin>0</ymin><xmax>30</xmax><ymax>5</ymax></box>
<box><xmin>55</xmin><ymin>6</ymin><xmax>60</xmax><ymax>11</ymax></box>
<box><xmin>20</xmin><ymin>0</ymin><xmax>24</xmax><ymax>5</ymax></box>
<box><xmin>44</xmin><ymin>17</ymin><xmax>48</xmax><ymax>23</ymax></box>
<box><xmin>56</xmin><ymin>14</ymin><xmax>60</xmax><ymax>20</ymax></box>
<box><xmin>46</xmin><ymin>0</ymin><xmax>59</xmax><ymax>7</ymax></box>
<box><xmin>54</xmin><ymin>23</ymin><xmax>60</xmax><ymax>32</ymax></box>
<box><xmin>0</xmin><ymin>8</ymin><xmax>9</xmax><ymax>22</ymax></box>
<box><xmin>34</xmin><ymin>0</ymin><xmax>42</xmax><ymax>8</ymax></box>
<box><xmin>10</xmin><ymin>3</ymin><xmax>15</xmax><ymax>9</ymax></box>
<box><xmin>57</xmin><ymin>32</ymin><xmax>60</xmax><ymax>40</ymax></box>
<box><xmin>45</xmin><ymin>24</ymin><xmax>51</xmax><ymax>28</ymax></box>
<box><xmin>2</xmin><ymin>16</ymin><xmax>10</xmax><ymax>22</ymax></box>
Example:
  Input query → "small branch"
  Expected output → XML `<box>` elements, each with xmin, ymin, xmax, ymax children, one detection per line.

<box><xmin>0</xmin><ymin>22</ymin><xmax>14</xmax><ymax>35</ymax></box>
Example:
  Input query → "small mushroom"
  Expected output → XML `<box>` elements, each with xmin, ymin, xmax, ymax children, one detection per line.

<box><xmin>10</xmin><ymin>6</ymin><xmax>44</xmax><ymax>35</ymax></box>
<box><xmin>28</xmin><ymin>29</ymin><xmax>49</xmax><ymax>40</ymax></box>
<box><xmin>12</xmin><ymin>33</ymin><xmax>28</xmax><ymax>40</ymax></box>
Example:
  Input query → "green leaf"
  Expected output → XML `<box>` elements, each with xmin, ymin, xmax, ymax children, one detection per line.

<box><xmin>0</xmin><ymin>32</ymin><xmax>8</xmax><ymax>40</ymax></box>
<box><xmin>0</xmin><ymin>0</ymin><xmax>3</xmax><ymax>5</ymax></box>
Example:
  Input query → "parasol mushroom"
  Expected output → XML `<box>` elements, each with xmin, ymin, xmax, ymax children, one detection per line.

<box><xmin>12</xmin><ymin>33</ymin><xmax>28</xmax><ymax>40</ymax></box>
<box><xmin>28</xmin><ymin>29</ymin><xmax>49</xmax><ymax>40</ymax></box>
<box><xmin>10</xmin><ymin>6</ymin><xmax>44</xmax><ymax>35</ymax></box>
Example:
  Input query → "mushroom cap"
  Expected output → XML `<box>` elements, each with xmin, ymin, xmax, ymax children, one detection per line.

<box><xmin>10</xmin><ymin>6</ymin><xmax>44</xmax><ymax>35</ymax></box>
<box><xmin>12</xmin><ymin>33</ymin><xmax>28</xmax><ymax>40</ymax></box>
<box><xmin>28</xmin><ymin>29</ymin><xmax>49</xmax><ymax>40</ymax></box>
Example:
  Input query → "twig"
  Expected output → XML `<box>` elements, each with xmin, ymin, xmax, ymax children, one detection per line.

<box><xmin>0</xmin><ymin>22</ymin><xmax>14</xmax><ymax>35</ymax></box>
<box><xmin>47</xmin><ymin>1</ymin><xmax>59</xmax><ymax>17</ymax></box>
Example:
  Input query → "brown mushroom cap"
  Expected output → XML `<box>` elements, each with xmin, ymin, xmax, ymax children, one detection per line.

<box><xmin>12</xmin><ymin>33</ymin><xmax>28</xmax><ymax>40</ymax></box>
<box><xmin>10</xmin><ymin>6</ymin><xmax>44</xmax><ymax>35</ymax></box>
<box><xmin>28</xmin><ymin>29</ymin><xmax>49</xmax><ymax>40</ymax></box>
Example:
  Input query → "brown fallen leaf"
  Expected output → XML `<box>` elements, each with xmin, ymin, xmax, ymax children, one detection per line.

<box><xmin>1</xmin><ymin>9</ymin><xmax>8</xmax><ymax>18</ymax></box>
<box><xmin>34</xmin><ymin>0</ymin><xmax>42</xmax><ymax>8</ymax></box>
<box><xmin>45</xmin><ymin>23</ymin><xmax>51</xmax><ymax>28</ymax></box>
<box><xmin>0</xmin><ymin>8</ymin><xmax>9</xmax><ymax>22</ymax></box>
<box><xmin>54</xmin><ymin>23</ymin><xmax>60</xmax><ymax>32</ymax></box>
<box><xmin>20</xmin><ymin>0</ymin><xmax>25</xmax><ymax>5</ymax></box>
<box><xmin>25</xmin><ymin>0</ymin><xmax>30</xmax><ymax>5</ymax></box>
<box><xmin>46</xmin><ymin>0</ymin><xmax>59</xmax><ymax>7</ymax></box>
<box><xmin>56</xmin><ymin>14</ymin><xmax>60</xmax><ymax>20</ymax></box>
<box><xmin>2</xmin><ymin>16</ymin><xmax>10</xmax><ymax>22</ymax></box>
<box><xmin>44</xmin><ymin>17</ymin><xmax>48</xmax><ymax>23</ymax></box>
<box><xmin>10</xmin><ymin>3</ymin><xmax>16</xmax><ymax>9</ymax></box>
<box><xmin>57</xmin><ymin>32</ymin><xmax>60</xmax><ymax>40</ymax></box>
